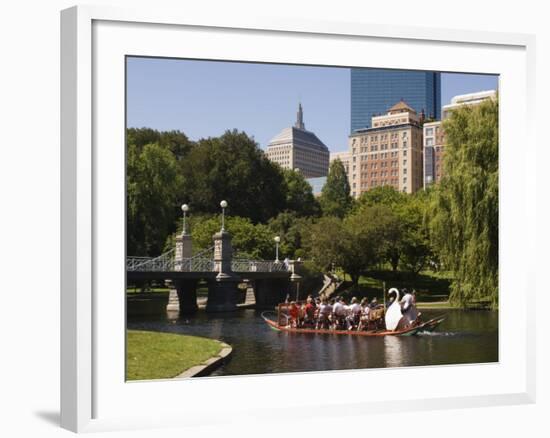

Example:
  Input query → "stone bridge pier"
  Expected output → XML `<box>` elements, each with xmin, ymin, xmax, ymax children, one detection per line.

<box><xmin>167</xmin><ymin>279</ymin><xmax>198</xmax><ymax>313</ymax></box>
<box><xmin>206</xmin><ymin>229</ymin><xmax>241</xmax><ymax>312</ymax></box>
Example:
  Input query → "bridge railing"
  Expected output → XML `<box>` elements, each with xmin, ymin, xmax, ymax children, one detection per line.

<box><xmin>127</xmin><ymin>249</ymin><xmax>176</xmax><ymax>272</ymax></box>
<box><xmin>128</xmin><ymin>251</ymin><xmax>290</xmax><ymax>274</ymax></box>
<box><xmin>126</xmin><ymin>257</ymin><xmax>153</xmax><ymax>271</ymax></box>
<box><xmin>232</xmin><ymin>259</ymin><xmax>289</xmax><ymax>273</ymax></box>
<box><xmin>176</xmin><ymin>257</ymin><xmax>215</xmax><ymax>272</ymax></box>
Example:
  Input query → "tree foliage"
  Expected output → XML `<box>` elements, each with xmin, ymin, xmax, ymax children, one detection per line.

<box><xmin>303</xmin><ymin>207</ymin><xmax>389</xmax><ymax>287</ymax></box>
<box><xmin>182</xmin><ymin>215</ymin><xmax>275</xmax><ymax>260</ymax></box>
<box><xmin>319</xmin><ymin>159</ymin><xmax>353</xmax><ymax>217</ymax></box>
<box><xmin>357</xmin><ymin>185</ymin><xmax>407</xmax><ymax>209</ymax></box>
<box><xmin>267</xmin><ymin>212</ymin><xmax>313</xmax><ymax>260</ymax></box>
<box><xmin>430</xmin><ymin>98</ymin><xmax>499</xmax><ymax>308</ymax></box>
<box><xmin>127</xmin><ymin>142</ymin><xmax>182</xmax><ymax>256</ymax></box>
<box><xmin>282</xmin><ymin>169</ymin><xmax>321</xmax><ymax>217</ymax></box>
<box><xmin>179</xmin><ymin>130</ymin><xmax>287</xmax><ymax>223</ymax></box>
<box><xmin>127</xmin><ymin>127</ymin><xmax>193</xmax><ymax>158</ymax></box>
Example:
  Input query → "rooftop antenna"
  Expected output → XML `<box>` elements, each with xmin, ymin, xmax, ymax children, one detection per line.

<box><xmin>295</xmin><ymin>102</ymin><xmax>305</xmax><ymax>130</ymax></box>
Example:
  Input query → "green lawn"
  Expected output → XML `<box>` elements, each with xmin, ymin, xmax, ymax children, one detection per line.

<box><xmin>126</xmin><ymin>330</ymin><xmax>223</xmax><ymax>381</ymax></box>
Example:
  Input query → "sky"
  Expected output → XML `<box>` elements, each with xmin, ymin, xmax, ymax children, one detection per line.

<box><xmin>127</xmin><ymin>57</ymin><xmax>498</xmax><ymax>153</ymax></box>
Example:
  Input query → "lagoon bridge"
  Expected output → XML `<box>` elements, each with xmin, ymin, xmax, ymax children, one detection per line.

<box><xmin>126</xmin><ymin>201</ymin><xmax>304</xmax><ymax>313</ymax></box>
<box><xmin>127</xmin><ymin>247</ymin><xmax>289</xmax><ymax>275</ymax></box>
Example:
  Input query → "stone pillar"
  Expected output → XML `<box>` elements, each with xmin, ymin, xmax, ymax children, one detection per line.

<box><xmin>167</xmin><ymin>279</ymin><xmax>198</xmax><ymax>314</ymax></box>
<box><xmin>167</xmin><ymin>231</ymin><xmax>194</xmax><ymax>314</ymax></box>
<box><xmin>212</xmin><ymin>230</ymin><xmax>233</xmax><ymax>277</ymax></box>
<box><xmin>175</xmin><ymin>232</ymin><xmax>192</xmax><ymax>271</ymax></box>
<box><xmin>206</xmin><ymin>230</ymin><xmax>240</xmax><ymax>312</ymax></box>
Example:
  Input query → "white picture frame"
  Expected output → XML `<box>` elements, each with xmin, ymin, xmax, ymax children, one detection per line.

<box><xmin>60</xmin><ymin>4</ymin><xmax>536</xmax><ymax>433</ymax></box>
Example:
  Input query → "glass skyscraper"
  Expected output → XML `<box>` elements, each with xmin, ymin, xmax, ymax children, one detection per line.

<box><xmin>350</xmin><ymin>68</ymin><xmax>441</xmax><ymax>132</ymax></box>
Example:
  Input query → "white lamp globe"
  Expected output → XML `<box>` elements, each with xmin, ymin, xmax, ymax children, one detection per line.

<box><xmin>220</xmin><ymin>200</ymin><xmax>228</xmax><ymax>209</ymax></box>
<box><xmin>274</xmin><ymin>236</ymin><xmax>281</xmax><ymax>243</ymax></box>
<box><xmin>181</xmin><ymin>204</ymin><xmax>189</xmax><ymax>212</ymax></box>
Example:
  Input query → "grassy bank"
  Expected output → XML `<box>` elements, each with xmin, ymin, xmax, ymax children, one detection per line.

<box><xmin>127</xmin><ymin>330</ymin><xmax>224</xmax><ymax>380</ymax></box>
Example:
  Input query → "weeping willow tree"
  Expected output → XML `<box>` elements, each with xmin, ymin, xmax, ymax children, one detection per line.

<box><xmin>430</xmin><ymin>98</ymin><xmax>499</xmax><ymax>308</ymax></box>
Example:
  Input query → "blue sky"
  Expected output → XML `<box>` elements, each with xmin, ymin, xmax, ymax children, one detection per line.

<box><xmin>127</xmin><ymin>57</ymin><xmax>498</xmax><ymax>153</ymax></box>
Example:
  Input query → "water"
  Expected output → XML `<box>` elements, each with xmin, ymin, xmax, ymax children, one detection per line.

<box><xmin>127</xmin><ymin>301</ymin><xmax>498</xmax><ymax>377</ymax></box>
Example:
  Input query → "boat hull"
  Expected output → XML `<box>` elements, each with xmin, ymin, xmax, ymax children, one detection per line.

<box><xmin>261</xmin><ymin>313</ymin><xmax>445</xmax><ymax>337</ymax></box>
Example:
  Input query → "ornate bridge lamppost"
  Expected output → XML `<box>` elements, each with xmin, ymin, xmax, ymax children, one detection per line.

<box><xmin>181</xmin><ymin>203</ymin><xmax>189</xmax><ymax>235</ymax></box>
<box><xmin>220</xmin><ymin>200</ymin><xmax>228</xmax><ymax>231</ymax></box>
<box><xmin>274</xmin><ymin>236</ymin><xmax>281</xmax><ymax>263</ymax></box>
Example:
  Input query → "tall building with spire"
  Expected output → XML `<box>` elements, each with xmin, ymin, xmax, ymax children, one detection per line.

<box><xmin>266</xmin><ymin>103</ymin><xmax>330</xmax><ymax>178</ymax></box>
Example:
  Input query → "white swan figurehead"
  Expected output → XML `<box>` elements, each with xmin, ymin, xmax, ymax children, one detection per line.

<box><xmin>385</xmin><ymin>288</ymin><xmax>402</xmax><ymax>331</ymax></box>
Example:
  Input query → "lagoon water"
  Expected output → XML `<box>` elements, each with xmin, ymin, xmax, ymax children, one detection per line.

<box><xmin>127</xmin><ymin>299</ymin><xmax>498</xmax><ymax>376</ymax></box>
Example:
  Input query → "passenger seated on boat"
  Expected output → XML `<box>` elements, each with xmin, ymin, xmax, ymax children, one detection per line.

<box><xmin>288</xmin><ymin>301</ymin><xmax>299</xmax><ymax>328</ymax></box>
<box><xmin>358</xmin><ymin>298</ymin><xmax>370</xmax><ymax>330</ymax></box>
<box><xmin>316</xmin><ymin>298</ymin><xmax>331</xmax><ymax>329</ymax></box>
<box><xmin>346</xmin><ymin>297</ymin><xmax>362</xmax><ymax>330</ymax></box>
<box><xmin>369</xmin><ymin>306</ymin><xmax>386</xmax><ymax>330</ymax></box>
<box><xmin>369</xmin><ymin>297</ymin><xmax>379</xmax><ymax>309</ymax></box>
<box><xmin>332</xmin><ymin>297</ymin><xmax>347</xmax><ymax>329</ymax></box>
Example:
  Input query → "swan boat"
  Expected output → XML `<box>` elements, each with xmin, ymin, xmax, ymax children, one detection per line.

<box><xmin>261</xmin><ymin>289</ymin><xmax>445</xmax><ymax>337</ymax></box>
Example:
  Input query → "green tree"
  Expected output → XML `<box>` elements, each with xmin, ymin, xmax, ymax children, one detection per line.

<box><xmin>303</xmin><ymin>207</ymin><xmax>387</xmax><ymax>287</ymax></box>
<box><xmin>356</xmin><ymin>186</ymin><xmax>407</xmax><ymax>271</ymax></box>
<box><xmin>357</xmin><ymin>185</ymin><xmax>407</xmax><ymax>209</ymax></box>
<box><xmin>282</xmin><ymin>169</ymin><xmax>320</xmax><ymax>217</ymax></box>
<box><xmin>399</xmin><ymin>195</ymin><xmax>432</xmax><ymax>275</ymax></box>
<box><xmin>341</xmin><ymin>208</ymin><xmax>386</xmax><ymax>286</ymax></box>
<box><xmin>303</xmin><ymin>216</ymin><xmax>346</xmax><ymax>273</ymax></box>
<box><xmin>430</xmin><ymin>98</ymin><xmax>499</xmax><ymax>308</ymax></box>
<box><xmin>127</xmin><ymin>128</ymin><xmax>194</xmax><ymax>158</ymax></box>
<box><xmin>319</xmin><ymin>159</ymin><xmax>353</xmax><ymax>218</ymax></box>
<box><xmin>268</xmin><ymin>212</ymin><xmax>313</xmax><ymax>259</ymax></box>
<box><xmin>185</xmin><ymin>216</ymin><xmax>275</xmax><ymax>260</ymax></box>
<box><xmin>180</xmin><ymin>130</ymin><xmax>286</xmax><ymax>223</ymax></box>
<box><xmin>127</xmin><ymin>142</ymin><xmax>182</xmax><ymax>256</ymax></box>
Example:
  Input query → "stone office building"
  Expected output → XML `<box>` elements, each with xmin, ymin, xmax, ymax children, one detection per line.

<box><xmin>266</xmin><ymin>103</ymin><xmax>330</xmax><ymax>178</ymax></box>
<box><xmin>423</xmin><ymin>90</ymin><xmax>497</xmax><ymax>187</ymax></box>
<box><xmin>423</xmin><ymin>120</ymin><xmax>445</xmax><ymax>187</ymax></box>
<box><xmin>348</xmin><ymin>100</ymin><xmax>424</xmax><ymax>197</ymax></box>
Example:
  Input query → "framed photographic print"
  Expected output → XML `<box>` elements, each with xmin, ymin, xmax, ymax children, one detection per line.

<box><xmin>61</xmin><ymin>5</ymin><xmax>536</xmax><ymax>433</ymax></box>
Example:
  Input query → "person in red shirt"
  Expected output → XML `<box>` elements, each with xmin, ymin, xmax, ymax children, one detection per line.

<box><xmin>288</xmin><ymin>301</ymin><xmax>299</xmax><ymax>328</ymax></box>
<box><xmin>304</xmin><ymin>297</ymin><xmax>316</xmax><ymax>327</ymax></box>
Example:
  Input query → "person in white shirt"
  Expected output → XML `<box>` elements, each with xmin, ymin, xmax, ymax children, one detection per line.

<box><xmin>316</xmin><ymin>298</ymin><xmax>331</xmax><ymax>329</ymax></box>
<box><xmin>400</xmin><ymin>289</ymin><xmax>419</xmax><ymax>328</ymax></box>
<box><xmin>331</xmin><ymin>297</ymin><xmax>347</xmax><ymax>329</ymax></box>
<box><xmin>346</xmin><ymin>297</ymin><xmax>362</xmax><ymax>330</ymax></box>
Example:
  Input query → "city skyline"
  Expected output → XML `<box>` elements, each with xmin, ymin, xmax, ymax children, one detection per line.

<box><xmin>126</xmin><ymin>57</ymin><xmax>498</xmax><ymax>153</ymax></box>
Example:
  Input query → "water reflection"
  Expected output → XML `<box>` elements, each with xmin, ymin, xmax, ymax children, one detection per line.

<box><xmin>383</xmin><ymin>336</ymin><xmax>404</xmax><ymax>368</ymax></box>
<box><xmin>127</xmin><ymin>303</ymin><xmax>498</xmax><ymax>376</ymax></box>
